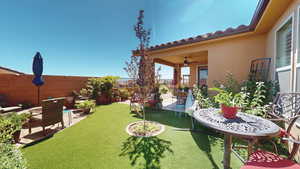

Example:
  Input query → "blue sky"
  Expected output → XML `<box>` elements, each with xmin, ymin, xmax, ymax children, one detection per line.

<box><xmin>0</xmin><ymin>0</ymin><xmax>259</xmax><ymax>79</ymax></box>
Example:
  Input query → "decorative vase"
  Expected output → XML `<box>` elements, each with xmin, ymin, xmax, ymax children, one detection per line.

<box><xmin>221</xmin><ymin>104</ymin><xmax>238</xmax><ymax>119</ymax></box>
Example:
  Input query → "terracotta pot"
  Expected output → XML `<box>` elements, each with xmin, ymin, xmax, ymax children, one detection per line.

<box><xmin>13</xmin><ymin>130</ymin><xmax>21</xmax><ymax>143</ymax></box>
<box><xmin>84</xmin><ymin>108</ymin><xmax>91</xmax><ymax>114</ymax></box>
<box><xmin>97</xmin><ymin>94</ymin><xmax>111</xmax><ymax>105</ymax></box>
<box><xmin>221</xmin><ymin>104</ymin><xmax>238</xmax><ymax>119</ymax></box>
<box><xmin>111</xmin><ymin>98</ymin><xmax>116</xmax><ymax>103</ymax></box>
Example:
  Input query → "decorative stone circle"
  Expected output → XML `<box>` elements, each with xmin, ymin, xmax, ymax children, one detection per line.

<box><xmin>126</xmin><ymin>120</ymin><xmax>165</xmax><ymax>137</ymax></box>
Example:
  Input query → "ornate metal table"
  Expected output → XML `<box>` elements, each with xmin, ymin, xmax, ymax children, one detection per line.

<box><xmin>193</xmin><ymin>108</ymin><xmax>280</xmax><ymax>169</ymax></box>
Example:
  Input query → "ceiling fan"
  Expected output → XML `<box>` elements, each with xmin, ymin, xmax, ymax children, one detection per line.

<box><xmin>183</xmin><ymin>56</ymin><xmax>189</xmax><ymax>67</ymax></box>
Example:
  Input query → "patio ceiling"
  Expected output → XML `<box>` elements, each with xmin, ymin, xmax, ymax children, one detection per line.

<box><xmin>154</xmin><ymin>50</ymin><xmax>208</xmax><ymax>67</ymax></box>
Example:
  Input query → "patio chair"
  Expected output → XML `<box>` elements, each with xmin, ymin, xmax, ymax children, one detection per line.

<box><xmin>130</xmin><ymin>93</ymin><xmax>142</xmax><ymax>112</ymax></box>
<box><xmin>240</xmin><ymin>92</ymin><xmax>300</xmax><ymax>169</ymax></box>
<box><xmin>266</xmin><ymin>93</ymin><xmax>300</xmax><ymax>133</ymax></box>
<box><xmin>28</xmin><ymin>98</ymin><xmax>65</xmax><ymax>136</ymax></box>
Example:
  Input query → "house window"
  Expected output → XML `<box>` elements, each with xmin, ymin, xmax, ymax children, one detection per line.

<box><xmin>276</xmin><ymin>19</ymin><xmax>292</xmax><ymax>68</ymax></box>
<box><xmin>276</xmin><ymin>18</ymin><xmax>293</xmax><ymax>92</ymax></box>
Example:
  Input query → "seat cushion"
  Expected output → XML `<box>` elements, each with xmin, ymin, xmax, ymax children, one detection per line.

<box><xmin>241</xmin><ymin>150</ymin><xmax>300</xmax><ymax>169</ymax></box>
<box><xmin>2</xmin><ymin>106</ymin><xmax>21</xmax><ymax>113</ymax></box>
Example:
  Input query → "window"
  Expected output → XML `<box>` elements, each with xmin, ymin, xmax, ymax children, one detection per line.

<box><xmin>198</xmin><ymin>67</ymin><xmax>208</xmax><ymax>87</ymax></box>
<box><xmin>276</xmin><ymin>17</ymin><xmax>293</xmax><ymax>92</ymax></box>
<box><xmin>276</xmin><ymin>19</ymin><xmax>292</xmax><ymax>68</ymax></box>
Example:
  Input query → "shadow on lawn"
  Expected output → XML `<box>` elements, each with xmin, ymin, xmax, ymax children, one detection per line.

<box><xmin>120</xmin><ymin>136</ymin><xmax>173</xmax><ymax>169</ymax></box>
<box><xmin>191</xmin><ymin>130</ymin><xmax>221</xmax><ymax>169</ymax></box>
<box><xmin>130</xmin><ymin>108</ymin><xmax>223</xmax><ymax>169</ymax></box>
<box><xmin>142</xmin><ymin>108</ymin><xmax>191</xmax><ymax>128</ymax></box>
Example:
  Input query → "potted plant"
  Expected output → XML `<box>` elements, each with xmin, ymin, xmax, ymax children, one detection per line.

<box><xmin>0</xmin><ymin>113</ymin><xmax>29</xmax><ymax>143</ymax></box>
<box><xmin>75</xmin><ymin>100</ymin><xmax>96</xmax><ymax>114</ymax></box>
<box><xmin>96</xmin><ymin>76</ymin><xmax>119</xmax><ymax>105</ymax></box>
<box><xmin>210</xmin><ymin>88</ymin><xmax>246</xmax><ymax>119</ymax></box>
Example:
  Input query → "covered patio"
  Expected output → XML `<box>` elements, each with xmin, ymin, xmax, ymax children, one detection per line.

<box><xmin>153</xmin><ymin>50</ymin><xmax>208</xmax><ymax>88</ymax></box>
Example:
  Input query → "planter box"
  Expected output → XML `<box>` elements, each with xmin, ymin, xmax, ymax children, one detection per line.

<box><xmin>97</xmin><ymin>94</ymin><xmax>111</xmax><ymax>105</ymax></box>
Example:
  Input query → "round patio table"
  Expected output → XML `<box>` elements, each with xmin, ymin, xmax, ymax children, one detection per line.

<box><xmin>192</xmin><ymin>108</ymin><xmax>280</xmax><ymax>169</ymax></box>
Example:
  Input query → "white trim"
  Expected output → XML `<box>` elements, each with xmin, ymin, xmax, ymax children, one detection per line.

<box><xmin>274</xmin><ymin>13</ymin><xmax>294</xmax><ymax>92</ymax></box>
<box><xmin>276</xmin><ymin>65</ymin><xmax>292</xmax><ymax>72</ymax></box>
<box><xmin>296</xmin><ymin>6</ymin><xmax>300</xmax><ymax>92</ymax></box>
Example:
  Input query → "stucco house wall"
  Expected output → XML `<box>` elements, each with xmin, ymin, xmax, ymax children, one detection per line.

<box><xmin>205</xmin><ymin>34</ymin><xmax>266</xmax><ymax>87</ymax></box>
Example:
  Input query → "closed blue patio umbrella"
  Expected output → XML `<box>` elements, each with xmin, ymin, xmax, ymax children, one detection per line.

<box><xmin>32</xmin><ymin>52</ymin><xmax>44</xmax><ymax>105</ymax></box>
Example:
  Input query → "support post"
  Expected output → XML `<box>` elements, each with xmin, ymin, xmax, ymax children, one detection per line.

<box><xmin>175</xmin><ymin>65</ymin><xmax>181</xmax><ymax>88</ymax></box>
<box><xmin>223</xmin><ymin>135</ymin><xmax>232</xmax><ymax>169</ymax></box>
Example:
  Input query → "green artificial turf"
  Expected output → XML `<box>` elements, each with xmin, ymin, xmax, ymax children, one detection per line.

<box><xmin>23</xmin><ymin>103</ymin><xmax>243</xmax><ymax>169</ymax></box>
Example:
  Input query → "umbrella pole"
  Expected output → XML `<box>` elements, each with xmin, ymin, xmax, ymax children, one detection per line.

<box><xmin>38</xmin><ymin>86</ymin><xmax>40</xmax><ymax>106</ymax></box>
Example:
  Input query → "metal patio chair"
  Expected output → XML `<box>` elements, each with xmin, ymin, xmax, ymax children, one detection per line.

<box><xmin>240</xmin><ymin>92</ymin><xmax>300</xmax><ymax>169</ymax></box>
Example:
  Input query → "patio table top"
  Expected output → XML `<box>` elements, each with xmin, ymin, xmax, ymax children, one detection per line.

<box><xmin>192</xmin><ymin>108</ymin><xmax>280</xmax><ymax>139</ymax></box>
<box><xmin>193</xmin><ymin>108</ymin><xmax>281</xmax><ymax>169</ymax></box>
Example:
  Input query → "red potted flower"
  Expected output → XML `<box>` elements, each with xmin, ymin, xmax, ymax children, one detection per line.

<box><xmin>210</xmin><ymin>87</ymin><xmax>246</xmax><ymax>119</ymax></box>
<box><xmin>221</xmin><ymin>104</ymin><xmax>238</xmax><ymax>119</ymax></box>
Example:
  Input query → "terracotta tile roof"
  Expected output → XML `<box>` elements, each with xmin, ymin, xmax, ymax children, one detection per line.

<box><xmin>149</xmin><ymin>24</ymin><xmax>251</xmax><ymax>51</ymax></box>
<box><xmin>132</xmin><ymin>0</ymin><xmax>269</xmax><ymax>53</ymax></box>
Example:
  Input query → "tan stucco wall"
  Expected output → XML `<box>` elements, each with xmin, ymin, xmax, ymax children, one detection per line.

<box><xmin>206</xmin><ymin>34</ymin><xmax>266</xmax><ymax>87</ymax></box>
<box><xmin>265</xmin><ymin>0</ymin><xmax>300</xmax><ymax>162</ymax></box>
<box><xmin>151</xmin><ymin>34</ymin><xmax>266</xmax><ymax>87</ymax></box>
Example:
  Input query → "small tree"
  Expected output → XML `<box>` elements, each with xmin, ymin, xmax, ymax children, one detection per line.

<box><xmin>123</xmin><ymin>54</ymin><xmax>140</xmax><ymax>86</ymax></box>
<box><xmin>124</xmin><ymin>10</ymin><xmax>155</xmax><ymax>133</ymax></box>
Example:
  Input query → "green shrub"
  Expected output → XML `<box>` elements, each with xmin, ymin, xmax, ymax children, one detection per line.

<box><xmin>0</xmin><ymin>113</ymin><xmax>29</xmax><ymax>143</ymax></box>
<box><xmin>83</xmin><ymin>76</ymin><xmax>120</xmax><ymax>99</ymax></box>
<box><xmin>210</xmin><ymin>87</ymin><xmax>247</xmax><ymax>108</ymax></box>
<box><xmin>159</xmin><ymin>84</ymin><xmax>169</xmax><ymax>94</ymax></box>
<box><xmin>193</xmin><ymin>86</ymin><xmax>215</xmax><ymax>109</ymax></box>
<box><xmin>213</xmin><ymin>73</ymin><xmax>241</xmax><ymax>94</ymax></box>
<box><xmin>119</xmin><ymin>88</ymin><xmax>130</xmax><ymax>100</ymax></box>
<box><xmin>75</xmin><ymin>100</ymin><xmax>96</xmax><ymax>110</ymax></box>
<box><xmin>242</xmin><ymin>80</ymin><xmax>278</xmax><ymax>106</ymax></box>
<box><xmin>0</xmin><ymin>143</ymin><xmax>27</xmax><ymax>169</ymax></box>
<box><xmin>199</xmin><ymin>72</ymin><xmax>278</xmax><ymax>116</ymax></box>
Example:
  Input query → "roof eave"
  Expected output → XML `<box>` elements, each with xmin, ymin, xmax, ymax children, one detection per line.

<box><xmin>132</xmin><ymin>0</ymin><xmax>270</xmax><ymax>54</ymax></box>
